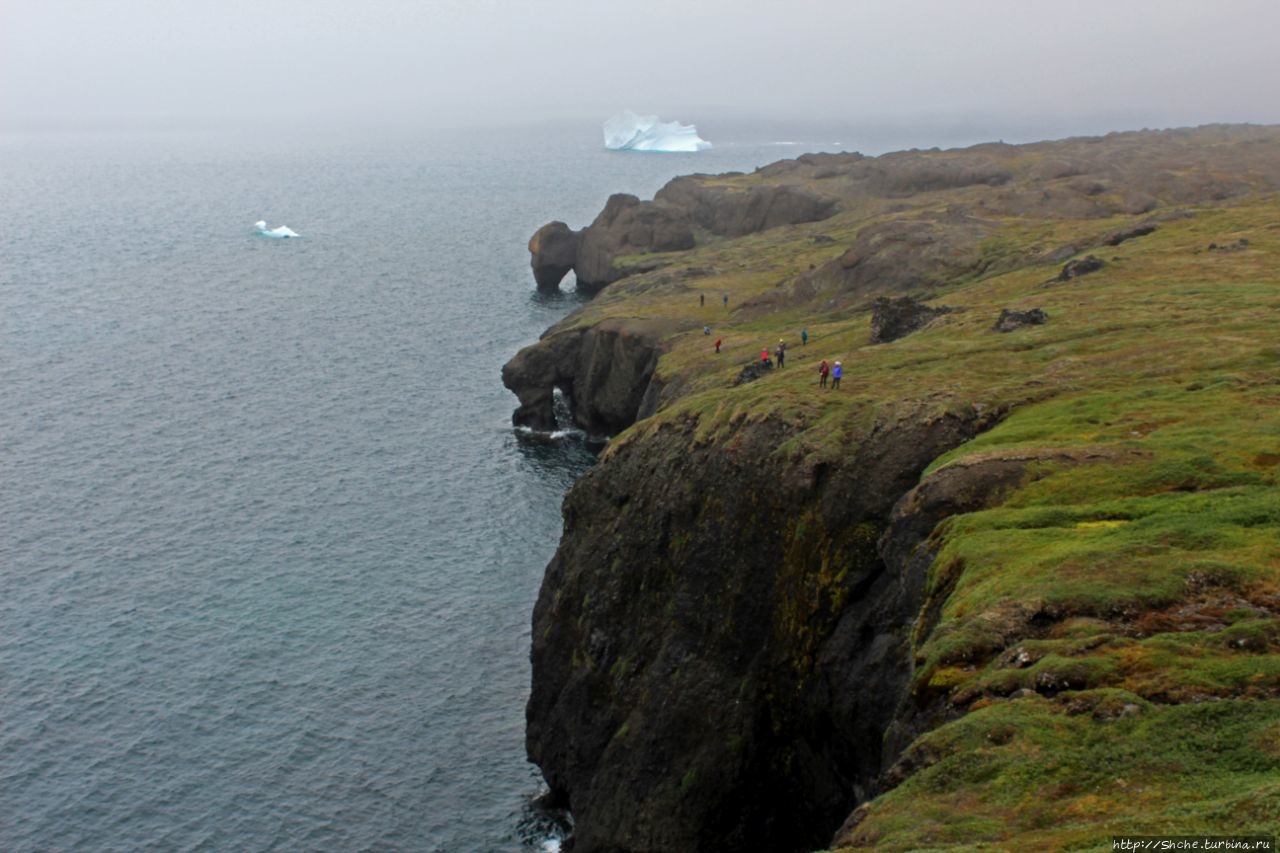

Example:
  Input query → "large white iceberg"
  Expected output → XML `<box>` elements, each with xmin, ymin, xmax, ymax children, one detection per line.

<box><xmin>254</xmin><ymin>220</ymin><xmax>299</xmax><ymax>239</ymax></box>
<box><xmin>603</xmin><ymin>110</ymin><xmax>711</xmax><ymax>152</ymax></box>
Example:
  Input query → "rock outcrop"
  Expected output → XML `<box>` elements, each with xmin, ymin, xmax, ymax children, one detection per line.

<box><xmin>574</xmin><ymin>194</ymin><xmax>695</xmax><ymax>292</ymax></box>
<box><xmin>527</xmin><ymin>405</ymin><xmax>992</xmax><ymax>853</ymax></box>
<box><xmin>1104</xmin><ymin>223</ymin><xmax>1157</xmax><ymax>246</ymax></box>
<box><xmin>869</xmin><ymin>296</ymin><xmax>954</xmax><ymax>343</ymax></box>
<box><xmin>1056</xmin><ymin>254</ymin><xmax>1105</xmax><ymax>281</ymax></box>
<box><xmin>502</xmin><ymin>318</ymin><xmax>672</xmax><ymax>434</ymax></box>
<box><xmin>529</xmin><ymin>221</ymin><xmax>582</xmax><ymax>292</ymax></box>
<box><xmin>528</xmin><ymin>183</ymin><xmax>838</xmax><ymax>294</ymax></box>
<box><xmin>804</xmin><ymin>215</ymin><xmax>995</xmax><ymax>301</ymax></box>
<box><xmin>992</xmin><ymin>307</ymin><xmax>1047</xmax><ymax>332</ymax></box>
<box><xmin>526</xmin><ymin>196</ymin><xmax>696</xmax><ymax>294</ymax></box>
<box><xmin>734</xmin><ymin>359</ymin><xmax>773</xmax><ymax>385</ymax></box>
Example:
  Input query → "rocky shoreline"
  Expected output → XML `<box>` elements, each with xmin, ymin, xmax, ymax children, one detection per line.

<box><xmin>505</xmin><ymin>125</ymin><xmax>1280</xmax><ymax>852</ymax></box>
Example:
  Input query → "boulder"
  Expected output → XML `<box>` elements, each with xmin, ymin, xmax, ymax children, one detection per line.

<box><xmin>993</xmin><ymin>308</ymin><xmax>1048</xmax><ymax>332</ymax></box>
<box><xmin>869</xmin><ymin>296</ymin><xmax>954</xmax><ymax>344</ymax></box>
<box><xmin>1056</xmin><ymin>254</ymin><xmax>1105</xmax><ymax>281</ymax></box>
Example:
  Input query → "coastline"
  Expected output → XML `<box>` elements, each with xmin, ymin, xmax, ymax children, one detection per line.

<box><xmin>509</xmin><ymin>124</ymin><xmax>1280</xmax><ymax>852</ymax></box>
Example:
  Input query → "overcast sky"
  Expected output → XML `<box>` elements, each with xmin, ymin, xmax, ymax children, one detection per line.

<box><xmin>3</xmin><ymin>0</ymin><xmax>1279</xmax><ymax>132</ymax></box>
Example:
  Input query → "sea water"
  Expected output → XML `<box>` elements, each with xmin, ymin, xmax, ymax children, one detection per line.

<box><xmin>0</xmin><ymin>119</ymin><xmax>874</xmax><ymax>852</ymax></box>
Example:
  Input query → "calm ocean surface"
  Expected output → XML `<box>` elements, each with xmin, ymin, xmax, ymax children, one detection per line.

<box><xmin>0</xmin><ymin>118</ymin><xmax>904</xmax><ymax>852</ymax></box>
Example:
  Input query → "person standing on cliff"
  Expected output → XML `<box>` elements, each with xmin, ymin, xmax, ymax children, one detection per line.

<box><xmin>801</xmin><ymin>328</ymin><xmax>809</xmax><ymax>346</ymax></box>
<box><xmin>818</xmin><ymin>358</ymin><xmax>829</xmax><ymax>388</ymax></box>
<box><xmin>715</xmin><ymin>337</ymin><xmax>721</xmax><ymax>353</ymax></box>
<box><xmin>831</xmin><ymin>360</ymin><xmax>843</xmax><ymax>389</ymax></box>
<box><xmin>776</xmin><ymin>340</ymin><xmax>786</xmax><ymax>368</ymax></box>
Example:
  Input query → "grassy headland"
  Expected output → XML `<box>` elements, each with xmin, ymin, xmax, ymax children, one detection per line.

<box><xmin>522</xmin><ymin>125</ymin><xmax>1280</xmax><ymax>850</ymax></box>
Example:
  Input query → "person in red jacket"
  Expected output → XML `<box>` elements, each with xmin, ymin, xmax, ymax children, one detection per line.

<box><xmin>818</xmin><ymin>358</ymin><xmax>829</xmax><ymax>388</ymax></box>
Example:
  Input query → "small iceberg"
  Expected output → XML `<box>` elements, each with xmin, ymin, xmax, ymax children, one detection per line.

<box><xmin>254</xmin><ymin>220</ymin><xmax>300</xmax><ymax>239</ymax></box>
<box><xmin>603</xmin><ymin>110</ymin><xmax>711</xmax><ymax>152</ymax></box>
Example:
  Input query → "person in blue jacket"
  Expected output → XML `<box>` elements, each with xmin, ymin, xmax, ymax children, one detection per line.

<box><xmin>831</xmin><ymin>360</ymin><xmax>842</xmax><ymax>389</ymax></box>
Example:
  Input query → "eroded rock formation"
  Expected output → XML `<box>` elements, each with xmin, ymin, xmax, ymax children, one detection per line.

<box><xmin>574</xmin><ymin>194</ymin><xmax>695</xmax><ymax>293</ymax></box>
<box><xmin>529</xmin><ymin>221</ymin><xmax>582</xmax><ymax>292</ymax></box>
<box><xmin>528</xmin><ymin>184</ymin><xmax>838</xmax><ymax>294</ymax></box>
<box><xmin>502</xmin><ymin>318</ymin><xmax>672</xmax><ymax>434</ymax></box>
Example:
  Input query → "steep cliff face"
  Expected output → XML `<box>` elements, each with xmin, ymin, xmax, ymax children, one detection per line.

<box><xmin>502</xmin><ymin>318</ymin><xmax>674</xmax><ymax>435</ymax></box>
<box><xmin>527</xmin><ymin>403</ymin><xmax>994</xmax><ymax>853</ymax></box>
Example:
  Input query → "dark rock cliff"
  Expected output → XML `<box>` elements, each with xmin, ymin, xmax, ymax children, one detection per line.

<box><xmin>527</xmin><ymin>403</ymin><xmax>997</xmax><ymax>852</ymax></box>
<box><xmin>502</xmin><ymin>318</ymin><xmax>675</xmax><ymax>435</ymax></box>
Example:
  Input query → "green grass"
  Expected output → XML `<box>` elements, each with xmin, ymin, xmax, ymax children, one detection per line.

<box><xmin>837</xmin><ymin>698</ymin><xmax>1280</xmax><ymax>850</ymax></box>
<box><xmin>550</xmin><ymin>143</ymin><xmax>1280</xmax><ymax>849</ymax></box>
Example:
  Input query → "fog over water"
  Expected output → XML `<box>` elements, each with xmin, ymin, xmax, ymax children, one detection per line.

<box><xmin>4</xmin><ymin>0</ymin><xmax>1280</xmax><ymax>134</ymax></box>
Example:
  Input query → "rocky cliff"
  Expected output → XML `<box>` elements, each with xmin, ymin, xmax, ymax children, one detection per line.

<box><xmin>508</xmin><ymin>125</ymin><xmax>1280</xmax><ymax>851</ymax></box>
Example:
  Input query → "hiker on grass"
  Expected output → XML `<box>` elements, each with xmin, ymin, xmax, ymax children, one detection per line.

<box><xmin>761</xmin><ymin>348</ymin><xmax>771</xmax><ymax>366</ymax></box>
<box><xmin>831</xmin><ymin>360</ymin><xmax>843</xmax><ymax>389</ymax></box>
<box><xmin>801</xmin><ymin>328</ymin><xmax>809</xmax><ymax>346</ymax></box>
<box><xmin>818</xmin><ymin>359</ymin><xmax>829</xmax><ymax>388</ymax></box>
<box><xmin>715</xmin><ymin>338</ymin><xmax>722</xmax><ymax>353</ymax></box>
<box><xmin>776</xmin><ymin>339</ymin><xmax>786</xmax><ymax>368</ymax></box>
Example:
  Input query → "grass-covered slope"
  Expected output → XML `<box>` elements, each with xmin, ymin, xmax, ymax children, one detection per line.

<box><xmin>525</xmin><ymin>126</ymin><xmax>1280</xmax><ymax>850</ymax></box>
<box><xmin>688</xmin><ymin>205</ymin><xmax>1279</xmax><ymax>849</ymax></box>
<box><xmin>822</xmin><ymin>203</ymin><xmax>1280</xmax><ymax>848</ymax></box>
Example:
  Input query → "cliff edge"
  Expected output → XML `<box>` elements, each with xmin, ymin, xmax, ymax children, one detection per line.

<box><xmin>508</xmin><ymin>125</ymin><xmax>1280</xmax><ymax>852</ymax></box>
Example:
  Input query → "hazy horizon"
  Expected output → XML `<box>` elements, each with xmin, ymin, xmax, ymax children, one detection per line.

<box><xmin>4</xmin><ymin>0</ymin><xmax>1280</xmax><ymax>139</ymax></box>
